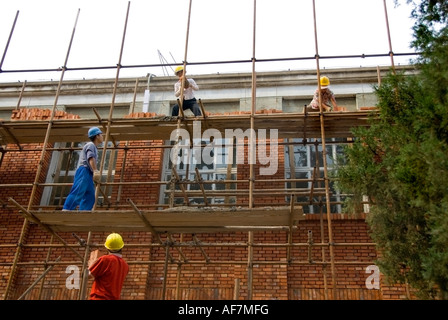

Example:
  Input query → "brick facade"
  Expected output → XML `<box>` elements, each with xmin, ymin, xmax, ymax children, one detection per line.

<box><xmin>0</xmin><ymin>108</ymin><xmax>411</xmax><ymax>300</ymax></box>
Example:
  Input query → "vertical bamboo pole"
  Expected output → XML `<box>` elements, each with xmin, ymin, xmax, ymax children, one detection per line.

<box><xmin>16</xmin><ymin>80</ymin><xmax>27</xmax><ymax>110</ymax></box>
<box><xmin>376</xmin><ymin>65</ymin><xmax>382</xmax><ymax>86</ymax></box>
<box><xmin>178</xmin><ymin>0</ymin><xmax>194</xmax><ymax>116</ymax></box>
<box><xmin>312</xmin><ymin>0</ymin><xmax>336</xmax><ymax>299</ymax></box>
<box><xmin>247</xmin><ymin>0</ymin><xmax>257</xmax><ymax>300</ymax></box>
<box><xmin>78</xmin><ymin>232</ymin><xmax>92</xmax><ymax>300</ymax></box>
<box><xmin>314</xmin><ymin>143</ymin><xmax>329</xmax><ymax>300</ymax></box>
<box><xmin>249</xmin><ymin>0</ymin><xmax>257</xmax><ymax>209</ymax></box>
<box><xmin>233</xmin><ymin>278</ymin><xmax>240</xmax><ymax>300</ymax></box>
<box><xmin>0</xmin><ymin>10</ymin><xmax>19</xmax><ymax>71</ymax></box>
<box><xmin>171</xmin><ymin>0</ymin><xmax>194</xmax><ymax>208</ymax></box>
<box><xmin>79</xmin><ymin>1</ymin><xmax>130</xmax><ymax>301</ymax></box>
<box><xmin>4</xmin><ymin>9</ymin><xmax>81</xmax><ymax>300</ymax></box>
<box><xmin>116</xmin><ymin>79</ymin><xmax>139</xmax><ymax>205</ymax></box>
<box><xmin>93</xmin><ymin>1</ymin><xmax>130</xmax><ymax>210</ymax></box>
<box><xmin>225</xmin><ymin>138</ymin><xmax>234</xmax><ymax>205</ymax></box>
<box><xmin>287</xmin><ymin>139</ymin><xmax>297</xmax><ymax>263</ymax></box>
<box><xmin>162</xmin><ymin>243</ymin><xmax>170</xmax><ymax>300</ymax></box>
<box><xmin>382</xmin><ymin>0</ymin><xmax>396</xmax><ymax>74</ymax></box>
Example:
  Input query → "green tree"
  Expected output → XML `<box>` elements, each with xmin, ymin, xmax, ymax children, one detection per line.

<box><xmin>335</xmin><ymin>0</ymin><xmax>448</xmax><ymax>299</ymax></box>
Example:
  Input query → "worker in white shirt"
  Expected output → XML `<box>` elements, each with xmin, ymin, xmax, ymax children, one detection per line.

<box><xmin>171</xmin><ymin>66</ymin><xmax>202</xmax><ymax>117</ymax></box>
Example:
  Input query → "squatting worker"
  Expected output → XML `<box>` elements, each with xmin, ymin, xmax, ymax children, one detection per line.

<box><xmin>89</xmin><ymin>233</ymin><xmax>129</xmax><ymax>300</ymax></box>
<box><xmin>62</xmin><ymin>127</ymin><xmax>103</xmax><ymax>211</ymax></box>
<box><xmin>306</xmin><ymin>76</ymin><xmax>339</xmax><ymax>113</ymax></box>
<box><xmin>171</xmin><ymin>66</ymin><xmax>202</xmax><ymax>117</ymax></box>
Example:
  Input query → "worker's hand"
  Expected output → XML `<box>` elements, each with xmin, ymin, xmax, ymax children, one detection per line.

<box><xmin>183</xmin><ymin>77</ymin><xmax>190</xmax><ymax>88</ymax></box>
<box><xmin>93</xmin><ymin>170</ymin><xmax>101</xmax><ymax>183</ymax></box>
<box><xmin>88</xmin><ymin>249</ymin><xmax>100</xmax><ymax>268</ymax></box>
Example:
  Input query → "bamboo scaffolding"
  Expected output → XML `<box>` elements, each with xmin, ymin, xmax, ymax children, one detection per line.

<box><xmin>0</xmin><ymin>0</ymin><xmax>403</xmax><ymax>301</ymax></box>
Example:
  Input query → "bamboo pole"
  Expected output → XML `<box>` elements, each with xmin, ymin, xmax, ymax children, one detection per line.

<box><xmin>313</xmin><ymin>142</ymin><xmax>329</xmax><ymax>300</ymax></box>
<box><xmin>78</xmin><ymin>232</ymin><xmax>92</xmax><ymax>300</ymax></box>
<box><xmin>94</xmin><ymin>1</ymin><xmax>130</xmax><ymax>210</ymax></box>
<box><xmin>0</xmin><ymin>241</ymin><xmax>376</xmax><ymax>250</ymax></box>
<box><xmin>0</xmin><ymin>259</ymin><xmax>377</xmax><ymax>268</ymax></box>
<box><xmin>0</xmin><ymin>52</ymin><xmax>417</xmax><ymax>76</ymax></box>
<box><xmin>246</xmin><ymin>0</ymin><xmax>257</xmax><ymax>300</ymax></box>
<box><xmin>4</xmin><ymin>9</ymin><xmax>81</xmax><ymax>300</ymax></box>
<box><xmin>116</xmin><ymin>81</ymin><xmax>139</xmax><ymax>206</ymax></box>
<box><xmin>382</xmin><ymin>0</ymin><xmax>396</xmax><ymax>74</ymax></box>
<box><xmin>15</xmin><ymin>80</ymin><xmax>27</xmax><ymax>110</ymax></box>
<box><xmin>0</xmin><ymin>10</ymin><xmax>19</xmax><ymax>71</ymax></box>
<box><xmin>162</xmin><ymin>242</ymin><xmax>170</xmax><ymax>300</ymax></box>
<box><xmin>175</xmin><ymin>263</ymin><xmax>182</xmax><ymax>300</ymax></box>
<box><xmin>312</xmin><ymin>0</ymin><xmax>336</xmax><ymax>298</ymax></box>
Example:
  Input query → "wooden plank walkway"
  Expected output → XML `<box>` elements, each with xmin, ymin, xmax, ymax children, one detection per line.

<box><xmin>25</xmin><ymin>206</ymin><xmax>305</xmax><ymax>233</ymax></box>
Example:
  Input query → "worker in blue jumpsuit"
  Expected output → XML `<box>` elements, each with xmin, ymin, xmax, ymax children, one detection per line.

<box><xmin>62</xmin><ymin>127</ymin><xmax>103</xmax><ymax>211</ymax></box>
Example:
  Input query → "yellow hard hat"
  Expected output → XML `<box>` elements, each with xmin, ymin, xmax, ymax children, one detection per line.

<box><xmin>320</xmin><ymin>76</ymin><xmax>330</xmax><ymax>88</ymax></box>
<box><xmin>174</xmin><ymin>66</ymin><xmax>184</xmax><ymax>75</ymax></box>
<box><xmin>104</xmin><ymin>233</ymin><xmax>124</xmax><ymax>251</ymax></box>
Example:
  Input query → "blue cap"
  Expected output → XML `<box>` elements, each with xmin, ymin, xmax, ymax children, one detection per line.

<box><xmin>88</xmin><ymin>127</ymin><xmax>103</xmax><ymax>138</ymax></box>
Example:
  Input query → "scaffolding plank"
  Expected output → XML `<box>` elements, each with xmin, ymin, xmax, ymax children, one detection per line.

<box><xmin>29</xmin><ymin>206</ymin><xmax>305</xmax><ymax>233</ymax></box>
<box><xmin>0</xmin><ymin>111</ymin><xmax>376</xmax><ymax>144</ymax></box>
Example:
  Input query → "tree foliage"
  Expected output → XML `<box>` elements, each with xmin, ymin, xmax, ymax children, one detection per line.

<box><xmin>335</xmin><ymin>0</ymin><xmax>448</xmax><ymax>299</ymax></box>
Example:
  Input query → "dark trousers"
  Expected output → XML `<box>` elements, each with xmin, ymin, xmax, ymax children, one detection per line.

<box><xmin>171</xmin><ymin>98</ymin><xmax>202</xmax><ymax>116</ymax></box>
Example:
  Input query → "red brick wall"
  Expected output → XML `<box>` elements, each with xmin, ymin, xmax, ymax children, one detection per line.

<box><xmin>0</xmin><ymin>108</ymin><xmax>411</xmax><ymax>300</ymax></box>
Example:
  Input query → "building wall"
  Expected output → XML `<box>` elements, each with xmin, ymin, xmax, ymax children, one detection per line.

<box><xmin>0</xmin><ymin>112</ymin><xmax>412</xmax><ymax>300</ymax></box>
<box><xmin>0</xmin><ymin>67</ymin><xmax>418</xmax><ymax>300</ymax></box>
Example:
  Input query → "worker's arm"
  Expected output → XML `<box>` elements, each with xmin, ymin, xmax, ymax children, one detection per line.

<box><xmin>89</xmin><ymin>157</ymin><xmax>97</xmax><ymax>172</ymax></box>
<box><xmin>88</xmin><ymin>250</ymin><xmax>100</xmax><ymax>278</ymax></box>
<box><xmin>89</xmin><ymin>157</ymin><xmax>101</xmax><ymax>183</ymax></box>
<box><xmin>174</xmin><ymin>81</ymin><xmax>181</xmax><ymax>97</ymax></box>
<box><xmin>188</xmin><ymin>79</ymin><xmax>199</xmax><ymax>91</ymax></box>
<box><xmin>331</xmin><ymin>96</ymin><xmax>339</xmax><ymax>108</ymax></box>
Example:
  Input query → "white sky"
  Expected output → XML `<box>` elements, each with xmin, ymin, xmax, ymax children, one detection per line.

<box><xmin>0</xmin><ymin>0</ymin><xmax>418</xmax><ymax>82</ymax></box>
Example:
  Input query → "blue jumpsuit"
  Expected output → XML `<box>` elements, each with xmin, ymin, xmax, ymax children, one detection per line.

<box><xmin>63</xmin><ymin>142</ymin><xmax>98</xmax><ymax>211</ymax></box>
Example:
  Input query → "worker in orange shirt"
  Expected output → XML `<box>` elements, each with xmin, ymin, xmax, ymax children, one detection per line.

<box><xmin>88</xmin><ymin>233</ymin><xmax>129</xmax><ymax>300</ymax></box>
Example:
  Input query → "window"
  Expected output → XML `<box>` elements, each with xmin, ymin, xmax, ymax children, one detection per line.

<box><xmin>284</xmin><ymin>138</ymin><xmax>347</xmax><ymax>214</ymax></box>
<box><xmin>160</xmin><ymin>138</ymin><xmax>237</xmax><ymax>205</ymax></box>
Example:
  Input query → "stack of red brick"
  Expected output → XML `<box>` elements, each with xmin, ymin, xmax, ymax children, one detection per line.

<box><xmin>124</xmin><ymin>112</ymin><xmax>161</xmax><ymax>118</ymax></box>
<box><xmin>206</xmin><ymin>109</ymin><xmax>284</xmax><ymax>116</ymax></box>
<box><xmin>11</xmin><ymin>108</ymin><xmax>80</xmax><ymax>120</ymax></box>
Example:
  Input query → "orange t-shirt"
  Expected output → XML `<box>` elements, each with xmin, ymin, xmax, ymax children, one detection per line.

<box><xmin>89</xmin><ymin>253</ymin><xmax>129</xmax><ymax>300</ymax></box>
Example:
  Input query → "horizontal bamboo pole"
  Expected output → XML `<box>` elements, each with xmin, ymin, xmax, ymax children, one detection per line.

<box><xmin>0</xmin><ymin>51</ymin><xmax>419</xmax><ymax>74</ymax></box>
<box><xmin>0</xmin><ymin>241</ymin><xmax>375</xmax><ymax>249</ymax></box>
<box><xmin>1</xmin><ymin>259</ymin><xmax>376</xmax><ymax>267</ymax></box>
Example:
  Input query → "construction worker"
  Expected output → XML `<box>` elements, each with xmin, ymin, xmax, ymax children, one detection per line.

<box><xmin>306</xmin><ymin>76</ymin><xmax>339</xmax><ymax>113</ymax></box>
<box><xmin>62</xmin><ymin>127</ymin><xmax>103</xmax><ymax>211</ymax></box>
<box><xmin>171</xmin><ymin>66</ymin><xmax>202</xmax><ymax>117</ymax></box>
<box><xmin>88</xmin><ymin>233</ymin><xmax>129</xmax><ymax>300</ymax></box>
